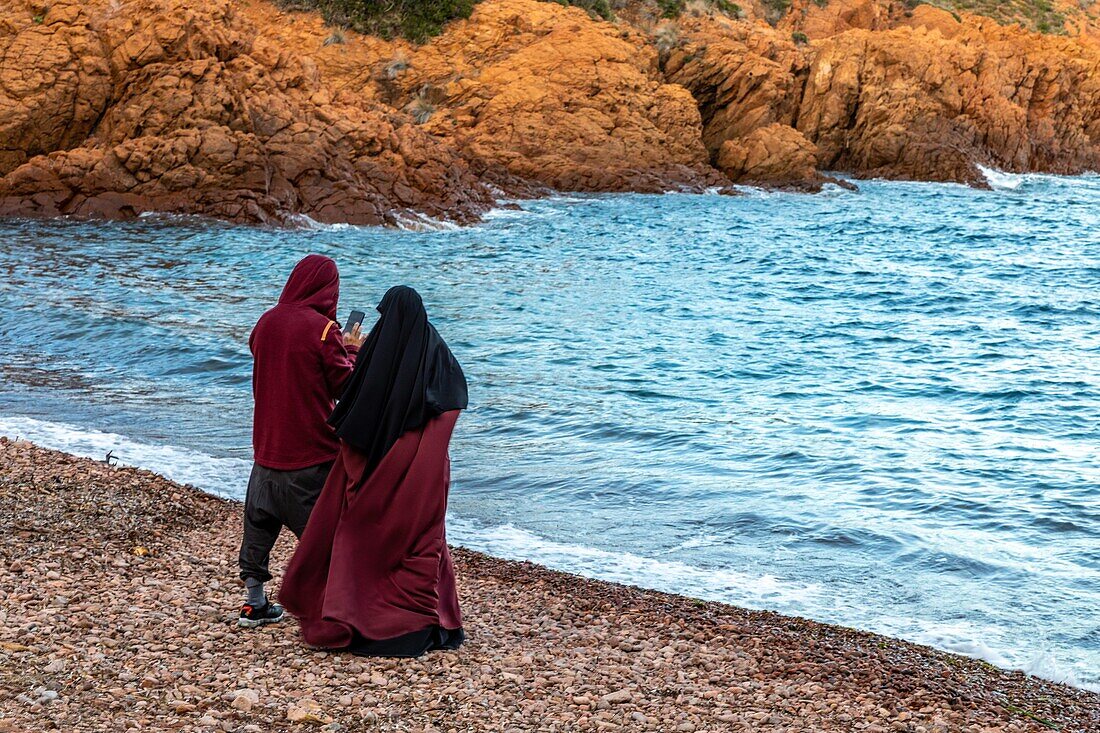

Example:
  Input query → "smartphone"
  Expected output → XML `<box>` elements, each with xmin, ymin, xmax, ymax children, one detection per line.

<box><xmin>344</xmin><ymin>309</ymin><xmax>366</xmax><ymax>334</ymax></box>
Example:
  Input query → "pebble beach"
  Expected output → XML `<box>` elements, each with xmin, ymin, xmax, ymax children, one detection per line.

<box><xmin>1</xmin><ymin>439</ymin><xmax>1096</xmax><ymax>733</ymax></box>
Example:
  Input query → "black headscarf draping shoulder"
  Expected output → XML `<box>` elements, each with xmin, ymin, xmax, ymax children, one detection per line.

<box><xmin>328</xmin><ymin>286</ymin><xmax>468</xmax><ymax>474</ymax></box>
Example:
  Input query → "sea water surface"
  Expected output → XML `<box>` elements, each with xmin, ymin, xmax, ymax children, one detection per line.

<box><xmin>1</xmin><ymin>173</ymin><xmax>1098</xmax><ymax>690</ymax></box>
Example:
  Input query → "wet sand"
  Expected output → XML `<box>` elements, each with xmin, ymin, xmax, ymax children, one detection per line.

<box><xmin>1</xmin><ymin>438</ymin><xmax>1096</xmax><ymax>732</ymax></box>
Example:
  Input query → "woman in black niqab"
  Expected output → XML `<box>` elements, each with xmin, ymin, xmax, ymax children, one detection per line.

<box><xmin>281</xmin><ymin>285</ymin><xmax>469</xmax><ymax>657</ymax></box>
<box><xmin>329</xmin><ymin>285</ymin><xmax>468</xmax><ymax>475</ymax></box>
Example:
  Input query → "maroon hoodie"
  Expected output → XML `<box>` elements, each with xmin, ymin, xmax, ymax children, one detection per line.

<box><xmin>250</xmin><ymin>255</ymin><xmax>359</xmax><ymax>470</ymax></box>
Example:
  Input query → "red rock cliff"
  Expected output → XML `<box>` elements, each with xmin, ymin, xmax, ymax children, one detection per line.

<box><xmin>1</xmin><ymin>0</ymin><xmax>1099</xmax><ymax>224</ymax></box>
<box><xmin>0</xmin><ymin>0</ymin><xmax>492</xmax><ymax>225</ymax></box>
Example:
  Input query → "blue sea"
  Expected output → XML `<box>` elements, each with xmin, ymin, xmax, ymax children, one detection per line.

<box><xmin>1</xmin><ymin>171</ymin><xmax>1097</xmax><ymax>690</ymax></box>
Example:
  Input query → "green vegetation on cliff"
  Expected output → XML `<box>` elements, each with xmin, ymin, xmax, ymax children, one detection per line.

<box><xmin>552</xmin><ymin>0</ymin><xmax>615</xmax><ymax>20</ymax></box>
<box><xmin>926</xmin><ymin>0</ymin><xmax>1068</xmax><ymax>34</ymax></box>
<box><xmin>274</xmin><ymin>0</ymin><xmax>749</xmax><ymax>39</ymax></box>
<box><xmin>275</xmin><ymin>0</ymin><xmax>478</xmax><ymax>42</ymax></box>
<box><xmin>762</xmin><ymin>0</ymin><xmax>791</xmax><ymax>24</ymax></box>
<box><xmin>272</xmin><ymin>0</ymin><xmax>1071</xmax><ymax>40</ymax></box>
<box><xmin>551</xmin><ymin>0</ymin><xmax>742</xmax><ymax>22</ymax></box>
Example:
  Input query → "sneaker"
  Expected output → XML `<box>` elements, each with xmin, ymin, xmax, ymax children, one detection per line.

<box><xmin>238</xmin><ymin>601</ymin><xmax>284</xmax><ymax>628</ymax></box>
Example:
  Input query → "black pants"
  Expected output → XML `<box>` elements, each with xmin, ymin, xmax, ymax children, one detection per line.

<box><xmin>238</xmin><ymin>461</ymin><xmax>332</xmax><ymax>583</ymax></box>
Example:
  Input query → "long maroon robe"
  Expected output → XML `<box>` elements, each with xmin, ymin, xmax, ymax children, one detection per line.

<box><xmin>279</xmin><ymin>410</ymin><xmax>462</xmax><ymax>651</ymax></box>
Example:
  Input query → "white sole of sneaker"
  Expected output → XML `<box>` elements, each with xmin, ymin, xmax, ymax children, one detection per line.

<box><xmin>237</xmin><ymin>612</ymin><xmax>284</xmax><ymax>629</ymax></box>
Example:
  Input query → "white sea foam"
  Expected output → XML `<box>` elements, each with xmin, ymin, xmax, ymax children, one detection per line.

<box><xmin>390</xmin><ymin>211</ymin><xmax>463</xmax><ymax>232</ymax></box>
<box><xmin>978</xmin><ymin>165</ymin><xmax>1030</xmax><ymax>191</ymax></box>
<box><xmin>0</xmin><ymin>416</ymin><xmax>249</xmax><ymax>499</ymax></box>
<box><xmin>481</xmin><ymin>205</ymin><xmax>530</xmax><ymax>220</ymax></box>
<box><xmin>447</xmin><ymin>518</ymin><xmax>821</xmax><ymax>608</ymax></box>
<box><xmin>977</xmin><ymin>164</ymin><xmax>1100</xmax><ymax>193</ymax></box>
<box><xmin>542</xmin><ymin>194</ymin><xmax>594</xmax><ymax>205</ymax></box>
<box><xmin>907</xmin><ymin>622</ymin><xmax>1014</xmax><ymax>667</ymax></box>
<box><xmin>283</xmin><ymin>213</ymin><xmax>358</xmax><ymax>231</ymax></box>
<box><xmin>1021</xmin><ymin>650</ymin><xmax>1100</xmax><ymax>692</ymax></box>
<box><xmin>820</xmin><ymin>179</ymin><xmax>858</xmax><ymax>195</ymax></box>
<box><xmin>907</xmin><ymin>622</ymin><xmax>1100</xmax><ymax>692</ymax></box>
<box><xmin>281</xmin><ymin>211</ymin><xmax>462</xmax><ymax>232</ymax></box>
<box><xmin>135</xmin><ymin>211</ymin><xmax>227</xmax><ymax>226</ymax></box>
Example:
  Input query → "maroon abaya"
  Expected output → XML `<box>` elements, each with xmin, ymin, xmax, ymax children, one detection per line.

<box><xmin>278</xmin><ymin>409</ymin><xmax>463</xmax><ymax>654</ymax></box>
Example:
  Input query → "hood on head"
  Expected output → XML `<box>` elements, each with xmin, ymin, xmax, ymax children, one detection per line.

<box><xmin>279</xmin><ymin>255</ymin><xmax>339</xmax><ymax>319</ymax></box>
<box><xmin>377</xmin><ymin>285</ymin><xmax>424</xmax><ymax>316</ymax></box>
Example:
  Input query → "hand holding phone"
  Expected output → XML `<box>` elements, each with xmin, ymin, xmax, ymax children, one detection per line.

<box><xmin>344</xmin><ymin>309</ymin><xmax>366</xmax><ymax>349</ymax></box>
<box><xmin>344</xmin><ymin>309</ymin><xmax>366</xmax><ymax>334</ymax></box>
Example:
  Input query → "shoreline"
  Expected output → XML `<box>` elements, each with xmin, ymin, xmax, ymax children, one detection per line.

<box><xmin>6</xmin><ymin>410</ymin><xmax>1096</xmax><ymax>692</ymax></box>
<box><xmin>1</xmin><ymin>439</ymin><xmax>1097</xmax><ymax>732</ymax></box>
<box><xmin>3</xmin><ymin>168</ymin><xmax>1092</xmax><ymax>233</ymax></box>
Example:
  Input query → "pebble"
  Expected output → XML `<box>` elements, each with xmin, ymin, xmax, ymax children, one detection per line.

<box><xmin>287</xmin><ymin>698</ymin><xmax>331</xmax><ymax>724</ymax></box>
<box><xmin>232</xmin><ymin>688</ymin><xmax>260</xmax><ymax>704</ymax></box>
<box><xmin>231</xmin><ymin>694</ymin><xmax>254</xmax><ymax>712</ymax></box>
<box><xmin>600</xmin><ymin>689</ymin><xmax>632</xmax><ymax>705</ymax></box>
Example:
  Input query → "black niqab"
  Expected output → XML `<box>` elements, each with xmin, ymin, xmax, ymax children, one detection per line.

<box><xmin>329</xmin><ymin>286</ymin><xmax>468</xmax><ymax>474</ymax></box>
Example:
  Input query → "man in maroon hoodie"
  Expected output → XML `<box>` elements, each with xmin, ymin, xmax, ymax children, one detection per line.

<box><xmin>237</xmin><ymin>254</ymin><xmax>364</xmax><ymax>628</ymax></box>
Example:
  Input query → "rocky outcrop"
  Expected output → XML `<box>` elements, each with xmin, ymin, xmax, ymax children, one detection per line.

<box><xmin>0</xmin><ymin>0</ymin><xmax>492</xmax><ymax>225</ymax></box>
<box><xmin>779</xmin><ymin>0</ymin><xmax>889</xmax><ymax>40</ymax></box>
<box><xmin>797</xmin><ymin>10</ymin><xmax>1100</xmax><ymax>182</ymax></box>
<box><xmin>0</xmin><ymin>2</ymin><xmax>112</xmax><ymax>177</ymax></box>
<box><xmin>660</xmin><ymin>7</ymin><xmax>1100</xmax><ymax>186</ymax></box>
<box><xmin>1</xmin><ymin>0</ymin><xmax>1100</xmax><ymax>225</ymax></box>
<box><xmin>664</xmin><ymin>17</ymin><xmax>807</xmax><ymax>157</ymax></box>
<box><xmin>345</xmin><ymin>0</ymin><xmax>722</xmax><ymax>192</ymax></box>
<box><xmin>661</xmin><ymin>15</ymin><xmax>830</xmax><ymax>187</ymax></box>
<box><xmin>716</xmin><ymin>123</ymin><xmax>821</xmax><ymax>188</ymax></box>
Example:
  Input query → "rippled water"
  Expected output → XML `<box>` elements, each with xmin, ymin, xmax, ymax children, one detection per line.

<box><xmin>1</xmin><ymin>173</ymin><xmax>1098</xmax><ymax>689</ymax></box>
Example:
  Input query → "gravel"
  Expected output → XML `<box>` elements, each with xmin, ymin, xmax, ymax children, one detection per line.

<box><xmin>1</xmin><ymin>438</ymin><xmax>1096</xmax><ymax>732</ymax></box>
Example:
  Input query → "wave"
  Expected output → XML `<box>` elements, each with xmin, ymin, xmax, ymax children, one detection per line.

<box><xmin>979</xmin><ymin>165</ymin><xmax>1031</xmax><ymax>191</ymax></box>
<box><xmin>282</xmin><ymin>213</ymin><xmax>359</xmax><ymax>231</ymax></box>
<box><xmin>281</xmin><ymin>211</ymin><xmax>464</xmax><ymax>232</ymax></box>
<box><xmin>390</xmin><ymin>211</ymin><xmax>463</xmax><ymax>232</ymax></box>
<box><xmin>978</xmin><ymin>165</ymin><xmax>1100</xmax><ymax>192</ymax></box>
<box><xmin>0</xmin><ymin>415</ymin><xmax>249</xmax><ymax>499</ymax></box>
<box><xmin>136</xmin><ymin>211</ymin><xmax>233</xmax><ymax>227</ymax></box>
<box><xmin>908</xmin><ymin>623</ymin><xmax>1100</xmax><ymax>693</ymax></box>
<box><xmin>447</xmin><ymin>517</ymin><xmax>821</xmax><ymax>608</ymax></box>
<box><xmin>481</xmin><ymin>204</ymin><xmax>533</xmax><ymax>221</ymax></box>
<box><xmin>450</xmin><ymin>519</ymin><xmax>1099</xmax><ymax>691</ymax></box>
